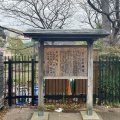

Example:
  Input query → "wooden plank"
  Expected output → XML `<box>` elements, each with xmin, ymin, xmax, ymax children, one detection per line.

<box><xmin>44</xmin><ymin>76</ymin><xmax>88</xmax><ymax>79</ymax></box>
<box><xmin>75</xmin><ymin>61</ymin><xmax>98</xmax><ymax>95</ymax></box>
<box><xmin>44</xmin><ymin>46</ymin><xmax>98</xmax><ymax>104</ymax></box>
<box><xmin>38</xmin><ymin>41</ymin><xmax>44</xmax><ymax>112</ymax></box>
<box><xmin>44</xmin><ymin>47</ymin><xmax>88</xmax><ymax>77</ymax></box>
<box><xmin>93</xmin><ymin>49</ymin><xmax>99</xmax><ymax>61</ymax></box>
<box><xmin>44</xmin><ymin>45</ymin><xmax>88</xmax><ymax>48</ymax></box>
<box><xmin>45</xmin><ymin>79</ymin><xmax>66</xmax><ymax>95</ymax></box>
<box><xmin>44</xmin><ymin>47</ymin><xmax>99</xmax><ymax>97</ymax></box>
<box><xmin>87</xmin><ymin>41</ymin><xmax>93</xmax><ymax>115</ymax></box>
<box><xmin>44</xmin><ymin>47</ymin><xmax>98</xmax><ymax>78</ymax></box>
<box><xmin>75</xmin><ymin>79</ymin><xmax>87</xmax><ymax>95</ymax></box>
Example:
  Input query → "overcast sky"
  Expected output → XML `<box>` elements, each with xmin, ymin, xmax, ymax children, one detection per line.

<box><xmin>0</xmin><ymin>15</ymin><xmax>32</xmax><ymax>31</ymax></box>
<box><xmin>0</xmin><ymin>4</ymin><xmax>91</xmax><ymax>32</ymax></box>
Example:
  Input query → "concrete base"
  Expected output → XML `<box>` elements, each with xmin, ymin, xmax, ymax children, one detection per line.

<box><xmin>80</xmin><ymin>111</ymin><xmax>100</xmax><ymax>120</ymax></box>
<box><xmin>31</xmin><ymin>112</ymin><xmax>49</xmax><ymax>120</ymax></box>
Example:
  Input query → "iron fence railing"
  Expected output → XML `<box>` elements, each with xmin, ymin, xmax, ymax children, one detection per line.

<box><xmin>4</xmin><ymin>55</ymin><xmax>120</xmax><ymax>106</ymax></box>
<box><xmin>98</xmin><ymin>55</ymin><xmax>120</xmax><ymax>105</ymax></box>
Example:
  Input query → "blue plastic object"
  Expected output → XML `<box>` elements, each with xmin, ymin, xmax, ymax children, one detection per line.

<box><xmin>34</xmin><ymin>86</ymin><xmax>38</xmax><ymax>104</ymax></box>
<box><xmin>16</xmin><ymin>90</ymin><xmax>26</xmax><ymax>105</ymax></box>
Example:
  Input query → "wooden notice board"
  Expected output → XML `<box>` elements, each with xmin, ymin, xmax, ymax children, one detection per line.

<box><xmin>44</xmin><ymin>47</ymin><xmax>88</xmax><ymax>79</ymax></box>
<box><xmin>45</xmin><ymin>47</ymin><xmax>99</xmax><ymax>95</ymax></box>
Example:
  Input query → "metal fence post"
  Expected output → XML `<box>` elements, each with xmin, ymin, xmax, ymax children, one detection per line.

<box><xmin>0</xmin><ymin>52</ymin><xmax>4</xmax><ymax>108</ymax></box>
<box><xmin>98</xmin><ymin>56</ymin><xmax>102</xmax><ymax>105</ymax></box>
<box><xmin>8</xmin><ymin>59</ymin><xmax>12</xmax><ymax>106</ymax></box>
<box><xmin>31</xmin><ymin>58</ymin><xmax>35</xmax><ymax>106</ymax></box>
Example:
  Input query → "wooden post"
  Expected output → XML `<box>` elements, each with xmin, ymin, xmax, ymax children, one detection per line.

<box><xmin>87</xmin><ymin>41</ymin><xmax>93</xmax><ymax>115</ymax></box>
<box><xmin>38</xmin><ymin>41</ymin><xmax>44</xmax><ymax>116</ymax></box>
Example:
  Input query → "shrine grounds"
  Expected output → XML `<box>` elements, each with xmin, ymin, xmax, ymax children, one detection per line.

<box><xmin>1</xmin><ymin>105</ymin><xmax>120</xmax><ymax>120</ymax></box>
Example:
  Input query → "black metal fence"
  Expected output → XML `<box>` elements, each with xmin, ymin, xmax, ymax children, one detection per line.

<box><xmin>4</xmin><ymin>55</ymin><xmax>120</xmax><ymax>106</ymax></box>
<box><xmin>4</xmin><ymin>56</ymin><xmax>38</xmax><ymax>106</ymax></box>
<box><xmin>98</xmin><ymin>55</ymin><xmax>120</xmax><ymax>105</ymax></box>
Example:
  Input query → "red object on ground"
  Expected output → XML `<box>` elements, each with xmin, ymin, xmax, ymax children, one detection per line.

<box><xmin>67</xmin><ymin>80</ymin><xmax>72</xmax><ymax>95</ymax></box>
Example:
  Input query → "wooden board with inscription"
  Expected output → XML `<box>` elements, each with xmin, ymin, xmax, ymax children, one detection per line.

<box><xmin>44</xmin><ymin>47</ymin><xmax>88</xmax><ymax>78</ymax></box>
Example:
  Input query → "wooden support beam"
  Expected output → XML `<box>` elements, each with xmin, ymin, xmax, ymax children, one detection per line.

<box><xmin>44</xmin><ymin>45</ymin><xmax>88</xmax><ymax>48</ymax></box>
<box><xmin>38</xmin><ymin>41</ymin><xmax>44</xmax><ymax>115</ymax></box>
<box><xmin>44</xmin><ymin>76</ymin><xmax>88</xmax><ymax>79</ymax></box>
<box><xmin>87</xmin><ymin>41</ymin><xmax>93</xmax><ymax>115</ymax></box>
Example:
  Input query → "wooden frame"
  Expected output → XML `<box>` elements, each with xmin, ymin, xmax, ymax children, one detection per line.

<box><xmin>23</xmin><ymin>29</ymin><xmax>109</xmax><ymax>116</ymax></box>
<box><xmin>38</xmin><ymin>44</ymin><xmax>97</xmax><ymax>115</ymax></box>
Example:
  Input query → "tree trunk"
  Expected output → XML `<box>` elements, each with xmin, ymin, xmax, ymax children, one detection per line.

<box><xmin>110</xmin><ymin>28</ymin><xmax>119</xmax><ymax>46</ymax></box>
<box><xmin>108</xmin><ymin>0</ymin><xmax>120</xmax><ymax>46</ymax></box>
<box><xmin>101</xmin><ymin>0</ymin><xmax>111</xmax><ymax>47</ymax></box>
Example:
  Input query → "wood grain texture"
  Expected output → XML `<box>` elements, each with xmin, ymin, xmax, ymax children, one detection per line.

<box><xmin>87</xmin><ymin>42</ymin><xmax>93</xmax><ymax>112</ymax></box>
<box><xmin>38</xmin><ymin>42</ymin><xmax>44</xmax><ymax>111</ymax></box>
<box><xmin>44</xmin><ymin>47</ymin><xmax>88</xmax><ymax>77</ymax></box>
<box><xmin>44</xmin><ymin>47</ymin><xmax>98</xmax><ymax>78</ymax></box>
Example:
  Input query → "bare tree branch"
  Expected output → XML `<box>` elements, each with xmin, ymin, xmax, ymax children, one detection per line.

<box><xmin>77</xmin><ymin>0</ymin><xmax>102</xmax><ymax>29</ymax></box>
<box><xmin>87</xmin><ymin>0</ymin><xmax>120</xmax><ymax>46</ymax></box>
<box><xmin>0</xmin><ymin>0</ymin><xmax>75</xmax><ymax>29</ymax></box>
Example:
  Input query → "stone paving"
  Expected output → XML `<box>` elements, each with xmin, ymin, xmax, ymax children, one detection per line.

<box><xmin>2</xmin><ymin>106</ymin><xmax>120</xmax><ymax>120</ymax></box>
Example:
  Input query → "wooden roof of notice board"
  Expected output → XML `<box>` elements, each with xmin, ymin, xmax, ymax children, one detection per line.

<box><xmin>23</xmin><ymin>29</ymin><xmax>109</xmax><ymax>42</ymax></box>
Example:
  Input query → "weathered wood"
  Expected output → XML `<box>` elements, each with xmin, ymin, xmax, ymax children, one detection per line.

<box><xmin>44</xmin><ymin>45</ymin><xmax>87</xmax><ymax>48</ymax></box>
<box><xmin>45</xmin><ymin>79</ymin><xmax>67</xmax><ymax>95</ymax></box>
<box><xmin>24</xmin><ymin>29</ymin><xmax>110</xmax><ymax>42</ymax></box>
<box><xmin>75</xmin><ymin>50</ymin><xmax>98</xmax><ymax>95</ymax></box>
<box><xmin>23</xmin><ymin>29</ymin><xmax>109</xmax><ymax>117</ymax></box>
<box><xmin>87</xmin><ymin>41</ymin><xmax>93</xmax><ymax>115</ymax></box>
<box><xmin>75</xmin><ymin>79</ymin><xmax>87</xmax><ymax>95</ymax></box>
<box><xmin>44</xmin><ymin>47</ymin><xmax>98</xmax><ymax>78</ymax></box>
<box><xmin>38</xmin><ymin>41</ymin><xmax>44</xmax><ymax>113</ymax></box>
<box><xmin>44</xmin><ymin>76</ymin><xmax>88</xmax><ymax>79</ymax></box>
<box><xmin>44</xmin><ymin>48</ymin><xmax>98</xmax><ymax>96</ymax></box>
<box><xmin>44</xmin><ymin>47</ymin><xmax>88</xmax><ymax>77</ymax></box>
